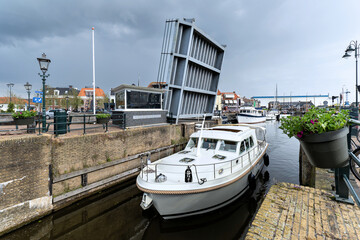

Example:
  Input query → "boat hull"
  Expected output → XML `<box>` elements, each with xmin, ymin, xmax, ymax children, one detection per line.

<box><xmin>142</xmin><ymin>157</ymin><xmax>264</xmax><ymax>219</ymax></box>
<box><xmin>237</xmin><ymin>115</ymin><xmax>266</xmax><ymax>124</ymax></box>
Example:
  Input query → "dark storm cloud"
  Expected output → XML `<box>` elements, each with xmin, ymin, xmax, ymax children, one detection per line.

<box><xmin>0</xmin><ymin>0</ymin><xmax>360</xmax><ymax>101</ymax></box>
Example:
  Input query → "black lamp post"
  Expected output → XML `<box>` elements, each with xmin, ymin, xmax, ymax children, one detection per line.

<box><xmin>37</xmin><ymin>53</ymin><xmax>51</xmax><ymax>132</ymax></box>
<box><xmin>65</xmin><ymin>90</ymin><xmax>69</xmax><ymax>111</ymax></box>
<box><xmin>342</xmin><ymin>40</ymin><xmax>359</xmax><ymax>110</ymax></box>
<box><xmin>24</xmin><ymin>82</ymin><xmax>32</xmax><ymax>110</ymax></box>
<box><xmin>6</xmin><ymin>83</ymin><xmax>14</xmax><ymax>103</ymax></box>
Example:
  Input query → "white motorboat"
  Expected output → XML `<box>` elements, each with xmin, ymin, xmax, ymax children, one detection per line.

<box><xmin>136</xmin><ymin>122</ymin><xmax>269</xmax><ymax>219</ymax></box>
<box><xmin>236</xmin><ymin>107</ymin><xmax>266</xmax><ymax>124</ymax></box>
<box><xmin>266</xmin><ymin>109</ymin><xmax>280</xmax><ymax>121</ymax></box>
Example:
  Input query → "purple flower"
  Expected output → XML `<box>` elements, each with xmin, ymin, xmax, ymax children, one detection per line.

<box><xmin>315</xmin><ymin>119</ymin><xmax>318</xmax><ymax>122</ymax></box>
<box><xmin>297</xmin><ymin>131</ymin><xmax>303</xmax><ymax>138</ymax></box>
<box><xmin>20</xmin><ymin>112</ymin><xmax>22</xmax><ymax>115</ymax></box>
<box><xmin>310</xmin><ymin>120</ymin><xmax>314</xmax><ymax>124</ymax></box>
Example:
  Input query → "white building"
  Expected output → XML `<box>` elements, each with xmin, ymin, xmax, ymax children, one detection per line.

<box><xmin>252</xmin><ymin>94</ymin><xmax>330</xmax><ymax>108</ymax></box>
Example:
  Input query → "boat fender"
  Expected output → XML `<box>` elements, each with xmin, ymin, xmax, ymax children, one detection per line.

<box><xmin>264</xmin><ymin>153</ymin><xmax>270</xmax><ymax>166</ymax></box>
<box><xmin>264</xmin><ymin>171</ymin><xmax>270</xmax><ymax>182</ymax></box>
<box><xmin>185</xmin><ymin>166</ymin><xmax>193</xmax><ymax>183</ymax></box>
<box><xmin>248</xmin><ymin>173</ymin><xmax>256</xmax><ymax>190</ymax></box>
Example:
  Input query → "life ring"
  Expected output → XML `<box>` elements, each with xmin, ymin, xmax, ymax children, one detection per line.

<box><xmin>248</xmin><ymin>173</ymin><xmax>256</xmax><ymax>190</ymax></box>
<box><xmin>264</xmin><ymin>153</ymin><xmax>270</xmax><ymax>166</ymax></box>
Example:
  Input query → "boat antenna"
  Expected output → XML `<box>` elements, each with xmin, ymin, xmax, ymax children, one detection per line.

<box><xmin>196</xmin><ymin>113</ymin><xmax>206</xmax><ymax>157</ymax></box>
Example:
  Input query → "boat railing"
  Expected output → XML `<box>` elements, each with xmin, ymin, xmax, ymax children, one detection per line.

<box><xmin>140</xmin><ymin>141</ymin><xmax>267</xmax><ymax>183</ymax></box>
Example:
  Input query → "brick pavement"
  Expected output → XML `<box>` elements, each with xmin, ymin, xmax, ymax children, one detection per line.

<box><xmin>245</xmin><ymin>182</ymin><xmax>360</xmax><ymax>240</ymax></box>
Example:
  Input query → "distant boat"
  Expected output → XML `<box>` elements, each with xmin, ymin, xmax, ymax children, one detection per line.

<box><xmin>236</xmin><ymin>107</ymin><xmax>266</xmax><ymax>124</ymax></box>
<box><xmin>266</xmin><ymin>109</ymin><xmax>280</xmax><ymax>121</ymax></box>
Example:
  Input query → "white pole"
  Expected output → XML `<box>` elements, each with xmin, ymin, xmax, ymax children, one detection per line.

<box><xmin>196</xmin><ymin>114</ymin><xmax>206</xmax><ymax>157</ymax></box>
<box><xmin>92</xmin><ymin>27</ymin><xmax>96</xmax><ymax>115</ymax></box>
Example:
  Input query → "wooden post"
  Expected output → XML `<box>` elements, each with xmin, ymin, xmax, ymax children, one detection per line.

<box><xmin>299</xmin><ymin>145</ymin><xmax>316</xmax><ymax>187</ymax></box>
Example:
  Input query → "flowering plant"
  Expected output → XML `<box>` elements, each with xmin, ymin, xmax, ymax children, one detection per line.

<box><xmin>12</xmin><ymin>110</ymin><xmax>37</xmax><ymax>119</ymax></box>
<box><xmin>279</xmin><ymin>107</ymin><xmax>349</xmax><ymax>138</ymax></box>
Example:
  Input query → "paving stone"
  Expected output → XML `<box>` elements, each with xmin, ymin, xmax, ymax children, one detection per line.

<box><xmin>245</xmin><ymin>182</ymin><xmax>360</xmax><ymax>240</ymax></box>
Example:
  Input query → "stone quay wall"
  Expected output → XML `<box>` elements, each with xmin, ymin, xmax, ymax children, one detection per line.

<box><xmin>0</xmin><ymin>122</ymin><xmax>199</xmax><ymax>236</ymax></box>
<box><xmin>0</xmin><ymin>135</ymin><xmax>52</xmax><ymax>235</ymax></box>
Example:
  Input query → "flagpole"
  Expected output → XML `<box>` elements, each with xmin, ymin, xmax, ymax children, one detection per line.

<box><xmin>92</xmin><ymin>27</ymin><xmax>96</xmax><ymax>115</ymax></box>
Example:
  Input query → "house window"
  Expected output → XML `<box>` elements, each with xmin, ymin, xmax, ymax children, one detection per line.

<box><xmin>85</xmin><ymin>91</ymin><xmax>93</xmax><ymax>97</ymax></box>
<box><xmin>115</xmin><ymin>90</ymin><xmax>125</xmax><ymax>109</ymax></box>
<box><xmin>126</xmin><ymin>90</ymin><xmax>161</xmax><ymax>109</ymax></box>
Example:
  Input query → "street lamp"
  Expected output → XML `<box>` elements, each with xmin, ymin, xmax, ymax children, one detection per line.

<box><xmin>24</xmin><ymin>82</ymin><xmax>32</xmax><ymax>110</ymax></box>
<box><xmin>65</xmin><ymin>90</ymin><xmax>69</xmax><ymax>111</ymax></box>
<box><xmin>37</xmin><ymin>53</ymin><xmax>51</xmax><ymax>132</ymax></box>
<box><xmin>6</xmin><ymin>83</ymin><xmax>14</xmax><ymax>103</ymax></box>
<box><xmin>342</xmin><ymin>40</ymin><xmax>359</xmax><ymax>110</ymax></box>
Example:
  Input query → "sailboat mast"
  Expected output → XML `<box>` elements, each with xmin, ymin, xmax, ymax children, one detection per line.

<box><xmin>275</xmin><ymin>84</ymin><xmax>278</xmax><ymax>109</ymax></box>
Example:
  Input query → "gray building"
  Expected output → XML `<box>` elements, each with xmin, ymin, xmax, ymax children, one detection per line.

<box><xmin>111</xmin><ymin>84</ymin><xmax>167</xmax><ymax>127</ymax></box>
<box><xmin>157</xmin><ymin>18</ymin><xmax>226</xmax><ymax>123</ymax></box>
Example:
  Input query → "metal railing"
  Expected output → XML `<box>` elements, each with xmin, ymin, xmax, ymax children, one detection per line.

<box><xmin>0</xmin><ymin>112</ymin><xmax>126</xmax><ymax>136</ymax></box>
<box><xmin>335</xmin><ymin>118</ymin><xmax>360</xmax><ymax>206</ymax></box>
<box><xmin>140</xmin><ymin>141</ymin><xmax>267</xmax><ymax>183</ymax></box>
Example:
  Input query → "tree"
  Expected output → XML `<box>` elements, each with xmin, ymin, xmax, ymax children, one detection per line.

<box><xmin>6</xmin><ymin>102</ymin><xmax>14</xmax><ymax>112</ymax></box>
<box><xmin>97</xmin><ymin>93</ymin><xmax>110</xmax><ymax>109</ymax></box>
<box><xmin>69</xmin><ymin>88</ymin><xmax>81</xmax><ymax>111</ymax></box>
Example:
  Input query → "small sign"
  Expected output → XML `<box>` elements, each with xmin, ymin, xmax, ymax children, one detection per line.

<box><xmin>35</xmin><ymin>91</ymin><xmax>43</xmax><ymax>94</ymax></box>
<box><xmin>33</xmin><ymin>97</ymin><xmax>42</xmax><ymax>103</ymax></box>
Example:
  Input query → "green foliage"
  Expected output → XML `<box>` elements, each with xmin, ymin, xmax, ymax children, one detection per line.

<box><xmin>96</xmin><ymin>113</ymin><xmax>111</xmax><ymax>119</ymax></box>
<box><xmin>12</xmin><ymin>110</ymin><xmax>37</xmax><ymax>119</ymax></box>
<box><xmin>6</xmin><ymin>102</ymin><xmax>15</xmax><ymax>113</ymax></box>
<box><xmin>279</xmin><ymin>107</ymin><xmax>349</xmax><ymax>138</ymax></box>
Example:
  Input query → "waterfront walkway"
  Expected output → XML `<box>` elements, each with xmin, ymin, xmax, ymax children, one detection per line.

<box><xmin>245</xmin><ymin>181</ymin><xmax>360</xmax><ymax>239</ymax></box>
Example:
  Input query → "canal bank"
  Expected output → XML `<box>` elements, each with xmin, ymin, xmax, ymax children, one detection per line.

<box><xmin>0</xmin><ymin>122</ymin><xmax>211</xmax><ymax>236</ymax></box>
<box><xmin>245</xmin><ymin>140</ymin><xmax>360</xmax><ymax>239</ymax></box>
<box><xmin>245</xmin><ymin>181</ymin><xmax>360</xmax><ymax>239</ymax></box>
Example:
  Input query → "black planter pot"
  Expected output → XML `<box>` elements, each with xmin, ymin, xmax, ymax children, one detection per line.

<box><xmin>96</xmin><ymin>118</ymin><xmax>110</xmax><ymax>124</ymax></box>
<box><xmin>297</xmin><ymin>127</ymin><xmax>349</xmax><ymax>168</ymax></box>
<box><xmin>14</xmin><ymin>117</ymin><xmax>35</xmax><ymax>125</ymax></box>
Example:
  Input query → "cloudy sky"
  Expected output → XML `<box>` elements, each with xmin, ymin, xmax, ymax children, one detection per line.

<box><xmin>1</xmin><ymin>0</ymin><xmax>360</xmax><ymax>102</ymax></box>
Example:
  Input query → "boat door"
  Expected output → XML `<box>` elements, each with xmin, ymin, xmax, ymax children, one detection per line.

<box><xmin>239</xmin><ymin>140</ymin><xmax>248</xmax><ymax>167</ymax></box>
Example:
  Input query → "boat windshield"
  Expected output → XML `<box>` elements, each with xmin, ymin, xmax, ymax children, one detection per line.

<box><xmin>219</xmin><ymin>140</ymin><xmax>237</xmax><ymax>152</ymax></box>
<box><xmin>187</xmin><ymin>138</ymin><xmax>198</xmax><ymax>149</ymax></box>
<box><xmin>201</xmin><ymin>138</ymin><xmax>217</xmax><ymax>150</ymax></box>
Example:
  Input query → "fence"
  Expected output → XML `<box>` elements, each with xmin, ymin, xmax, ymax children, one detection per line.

<box><xmin>0</xmin><ymin>112</ymin><xmax>126</xmax><ymax>136</ymax></box>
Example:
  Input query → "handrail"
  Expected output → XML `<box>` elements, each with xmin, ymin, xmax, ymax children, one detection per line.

<box><xmin>0</xmin><ymin>112</ymin><xmax>126</xmax><ymax>136</ymax></box>
<box><xmin>140</xmin><ymin>141</ymin><xmax>266</xmax><ymax>182</ymax></box>
<box><xmin>343</xmin><ymin>174</ymin><xmax>360</xmax><ymax>206</ymax></box>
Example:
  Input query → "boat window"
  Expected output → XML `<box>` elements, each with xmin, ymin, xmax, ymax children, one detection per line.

<box><xmin>249</xmin><ymin>137</ymin><xmax>254</xmax><ymax>147</ymax></box>
<box><xmin>245</xmin><ymin>138</ymin><xmax>250</xmax><ymax>149</ymax></box>
<box><xmin>201</xmin><ymin>138</ymin><xmax>217</xmax><ymax>150</ymax></box>
<box><xmin>219</xmin><ymin>140</ymin><xmax>237</xmax><ymax>152</ymax></box>
<box><xmin>240</xmin><ymin>141</ymin><xmax>246</xmax><ymax>153</ymax></box>
<box><xmin>187</xmin><ymin>138</ymin><xmax>198</xmax><ymax>149</ymax></box>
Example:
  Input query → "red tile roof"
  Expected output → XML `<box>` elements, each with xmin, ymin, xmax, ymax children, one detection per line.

<box><xmin>0</xmin><ymin>97</ymin><xmax>34</xmax><ymax>105</ymax></box>
<box><xmin>218</xmin><ymin>90</ymin><xmax>240</xmax><ymax>100</ymax></box>
<box><xmin>78</xmin><ymin>88</ymin><xmax>106</xmax><ymax>97</ymax></box>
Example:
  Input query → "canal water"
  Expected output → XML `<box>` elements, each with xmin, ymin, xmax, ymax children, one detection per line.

<box><xmin>1</xmin><ymin>121</ymin><xmax>300</xmax><ymax>240</ymax></box>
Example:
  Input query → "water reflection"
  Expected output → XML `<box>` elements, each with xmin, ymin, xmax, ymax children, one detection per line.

<box><xmin>1</xmin><ymin>180</ymin><xmax>147</xmax><ymax>240</ymax></box>
<box><xmin>266</xmin><ymin>121</ymin><xmax>300</xmax><ymax>184</ymax></box>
